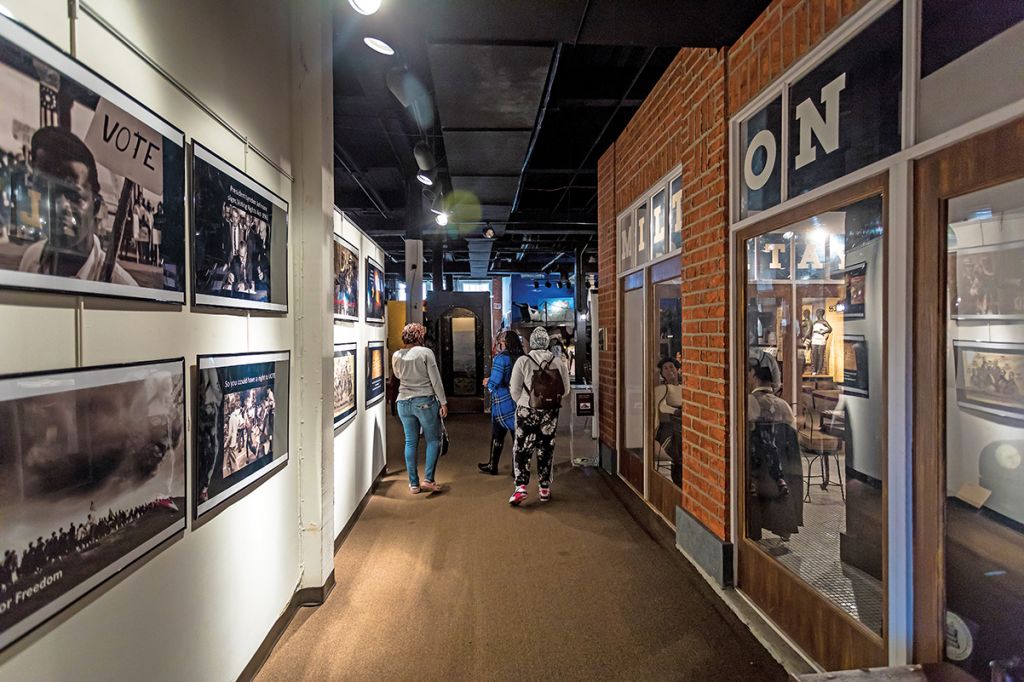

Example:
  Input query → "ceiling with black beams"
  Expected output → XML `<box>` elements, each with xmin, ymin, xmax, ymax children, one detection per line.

<box><xmin>332</xmin><ymin>0</ymin><xmax>772</xmax><ymax>278</ymax></box>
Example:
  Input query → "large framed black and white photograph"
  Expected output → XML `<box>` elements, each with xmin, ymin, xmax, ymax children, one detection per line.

<box><xmin>191</xmin><ymin>141</ymin><xmax>288</xmax><ymax>312</ymax></box>
<box><xmin>0</xmin><ymin>15</ymin><xmax>186</xmax><ymax>303</ymax></box>
<box><xmin>0</xmin><ymin>359</ymin><xmax>186</xmax><ymax>651</ymax></box>
<box><xmin>948</xmin><ymin>242</ymin><xmax>1024</xmax><ymax>320</ymax></box>
<box><xmin>365</xmin><ymin>341</ymin><xmax>385</xmax><ymax>408</ymax></box>
<box><xmin>195</xmin><ymin>351</ymin><xmax>290</xmax><ymax>519</ymax></box>
<box><xmin>333</xmin><ymin>342</ymin><xmax>357</xmax><ymax>429</ymax></box>
<box><xmin>954</xmin><ymin>341</ymin><xmax>1024</xmax><ymax>423</ymax></box>
<box><xmin>333</xmin><ymin>235</ymin><xmax>359</xmax><ymax>322</ymax></box>
<box><xmin>365</xmin><ymin>257</ymin><xmax>385</xmax><ymax>323</ymax></box>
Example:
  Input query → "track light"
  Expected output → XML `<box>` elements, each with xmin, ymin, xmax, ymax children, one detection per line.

<box><xmin>435</xmin><ymin>212</ymin><xmax>449</xmax><ymax>226</ymax></box>
<box><xmin>348</xmin><ymin>0</ymin><xmax>381</xmax><ymax>15</ymax></box>
<box><xmin>413</xmin><ymin>142</ymin><xmax>436</xmax><ymax>172</ymax></box>
<box><xmin>545</xmin><ymin>281</ymin><xmax>552</xmax><ymax>288</ymax></box>
<box><xmin>533</xmin><ymin>281</ymin><xmax>540</xmax><ymax>291</ymax></box>
<box><xmin>416</xmin><ymin>171</ymin><xmax>434</xmax><ymax>187</ymax></box>
<box><xmin>363</xmin><ymin>37</ymin><xmax>394</xmax><ymax>55</ymax></box>
<box><xmin>556</xmin><ymin>281</ymin><xmax>563</xmax><ymax>289</ymax></box>
<box><xmin>482</xmin><ymin>225</ymin><xmax>495</xmax><ymax>239</ymax></box>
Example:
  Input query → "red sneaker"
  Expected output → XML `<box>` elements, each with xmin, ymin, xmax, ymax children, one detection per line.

<box><xmin>538</xmin><ymin>486</ymin><xmax>551</xmax><ymax>502</ymax></box>
<box><xmin>508</xmin><ymin>486</ymin><xmax>528</xmax><ymax>506</ymax></box>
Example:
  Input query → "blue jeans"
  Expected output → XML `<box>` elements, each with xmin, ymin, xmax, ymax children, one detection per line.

<box><xmin>396</xmin><ymin>396</ymin><xmax>442</xmax><ymax>487</ymax></box>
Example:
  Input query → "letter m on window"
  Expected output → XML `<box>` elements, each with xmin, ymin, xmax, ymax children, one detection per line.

<box><xmin>794</xmin><ymin>73</ymin><xmax>847</xmax><ymax>170</ymax></box>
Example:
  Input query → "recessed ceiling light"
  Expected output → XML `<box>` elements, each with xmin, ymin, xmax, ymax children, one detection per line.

<box><xmin>348</xmin><ymin>0</ymin><xmax>381</xmax><ymax>15</ymax></box>
<box><xmin>416</xmin><ymin>172</ymin><xmax>433</xmax><ymax>186</ymax></box>
<box><xmin>363</xmin><ymin>37</ymin><xmax>394</xmax><ymax>56</ymax></box>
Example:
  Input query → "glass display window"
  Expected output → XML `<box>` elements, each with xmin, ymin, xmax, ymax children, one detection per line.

<box><xmin>635</xmin><ymin>202</ymin><xmax>649</xmax><ymax>267</ymax></box>
<box><xmin>738</xmin><ymin>96</ymin><xmax>782</xmax><ymax>220</ymax></box>
<box><xmin>735</xmin><ymin>176</ymin><xmax>889</xmax><ymax>670</ymax></box>
<box><xmin>669</xmin><ymin>175</ymin><xmax>683</xmax><ymax>251</ymax></box>
<box><xmin>650</xmin><ymin>189</ymin><xmax>667</xmax><ymax>260</ymax></box>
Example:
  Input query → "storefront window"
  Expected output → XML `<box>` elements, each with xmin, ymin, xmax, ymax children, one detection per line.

<box><xmin>943</xmin><ymin>179</ymin><xmax>1024</xmax><ymax>676</ymax></box>
<box><xmin>738</xmin><ymin>96</ymin><xmax>782</xmax><ymax>220</ymax></box>
<box><xmin>622</xmin><ymin>276</ymin><xmax>646</xmax><ymax>464</ymax></box>
<box><xmin>651</xmin><ymin>189</ymin><xmax>667</xmax><ymax>259</ymax></box>
<box><xmin>669</xmin><ymin>175</ymin><xmax>683</xmax><ymax>251</ymax></box>
<box><xmin>652</xmin><ymin>273</ymin><xmax>682</xmax><ymax>488</ymax></box>
<box><xmin>635</xmin><ymin>202</ymin><xmax>649</xmax><ymax>267</ymax></box>
<box><xmin>743</xmin><ymin>194</ymin><xmax>886</xmax><ymax>635</ymax></box>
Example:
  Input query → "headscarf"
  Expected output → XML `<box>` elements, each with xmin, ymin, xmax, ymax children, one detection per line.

<box><xmin>401</xmin><ymin>323</ymin><xmax>426</xmax><ymax>346</ymax></box>
<box><xmin>529</xmin><ymin>326</ymin><xmax>550</xmax><ymax>351</ymax></box>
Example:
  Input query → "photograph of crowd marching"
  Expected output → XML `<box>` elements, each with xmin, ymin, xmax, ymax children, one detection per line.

<box><xmin>333</xmin><ymin>343</ymin><xmax>357</xmax><ymax>428</ymax></box>
<box><xmin>195</xmin><ymin>353</ymin><xmax>290</xmax><ymax>517</ymax></box>
<box><xmin>192</xmin><ymin>143</ymin><xmax>287</xmax><ymax>310</ymax></box>
<box><xmin>0</xmin><ymin>361</ymin><xmax>186</xmax><ymax>649</ymax></box>
<box><xmin>333</xmin><ymin>236</ymin><xmax>359</xmax><ymax>320</ymax></box>
<box><xmin>0</xmin><ymin>21</ymin><xmax>185</xmax><ymax>301</ymax></box>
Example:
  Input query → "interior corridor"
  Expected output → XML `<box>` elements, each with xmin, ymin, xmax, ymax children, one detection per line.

<box><xmin>255</xmin><ymin>414</ymin><xmax>785</xmax><ymax>681</ymax></box>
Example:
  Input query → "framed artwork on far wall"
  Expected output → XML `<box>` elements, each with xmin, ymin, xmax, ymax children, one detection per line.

<box><xmin>843</xmin><ymin>262</ymin><xmax>867</xmax><ymax>320</ymax></box>
<box><xmin>0</xmin><ymin>359</ymin><xmax>187</xmax><ymax>652</ymax></box>
<box><xmin>954</xmin><ymin>340</ymin><xmax>1024</xmax><ymax>422</ymax></box>
<box><xmin>191</xmin><ymin>141</ymin><xmax>289</xmax><ymax>312</ymax></box>
<box><xmin>0</xmin><ymin>14</ymin><xmax>187</xmax><ymax>304</ymax></box>
<box><xmin>365</xmin><ymin>341</ymin><xmax>385</xmax><ymax>408</ymax></box>
<box><xmin>333</xmin><ymin>342</ymin><xmax>357</xmax><ymax>428</ymax></box>
<box><xmin>841</xmin><ymin>334</ymin><xmax>869</xmax><ymax>397</ymax></box>
<box><xmin>333</xmin><ymin>235</ymin><xmax>359</xmax><ymax>321</ymax></box>
<box><xmin>194</xmin><ymin>351</ymin><xmax>290</xmax><ymax>519</ymax></box>
<box><xmin>365</xmin><ymin>257</ymin><xmax>385</xmax><ymax>323</ymax></box>
<box><xmin>948</xmin><ymin>241</ymin><xmax>1024</xmax><ymax>320</ymax></box>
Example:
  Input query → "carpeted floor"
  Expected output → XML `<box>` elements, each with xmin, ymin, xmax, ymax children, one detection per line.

<box><xmin>255</xmin><ymin>413</ymin><xmax>786</xmax><ymax>681</ymax></box>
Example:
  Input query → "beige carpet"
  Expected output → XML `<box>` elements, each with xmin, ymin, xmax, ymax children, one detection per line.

<box><xmin>255</xmin><ymin>413</ymin><xmax>786</xmax><ymax>681</ymax></box>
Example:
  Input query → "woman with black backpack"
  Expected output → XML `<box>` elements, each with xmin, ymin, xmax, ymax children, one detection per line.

<box><xmin>507</xmin><ymin>327</ymin><xmax>571</xmax><ymax>505</ymax></box>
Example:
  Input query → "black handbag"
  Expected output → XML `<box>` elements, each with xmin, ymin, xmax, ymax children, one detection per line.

<box><xmin>440</xmin><ymin>419</ymin><xmax>450</xmax><ymax>456</ymax></box>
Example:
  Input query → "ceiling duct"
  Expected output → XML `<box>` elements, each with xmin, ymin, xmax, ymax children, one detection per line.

<box><xmin>465</xmin><ymin>238</ymin><xmax>494</xmax><ymax>277</ymax></box>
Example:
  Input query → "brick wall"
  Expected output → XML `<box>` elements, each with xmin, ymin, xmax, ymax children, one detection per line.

<box><xmin>728</xmin><ymin>0</ymin><xmax>872</xmax><ymax>113</ymax></box>
<box><xmin>596</xmin><ymin>0</ymin><xmax>874</xmax><ymax>541</ymax></box>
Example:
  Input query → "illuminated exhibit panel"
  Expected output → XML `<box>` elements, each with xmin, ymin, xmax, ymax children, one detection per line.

<box><xmin>332</xmin><ymin>235</ymin><xmax>359</xmax><ymax>321</ymax></box>
<box><xmin>0</xmin><ymin>359</ymin><xmax>187</xmax><ymax>651</ymax></box>
<box><xmin>194</xmin><ymin>351</ymin><xmax>291</xmax><ymax>519</ymax></box>
<box><xmin>0</xmin><ymin>15</ymin><xmax>186</xmax><ymax>303</ymax></box>
<box><xmin>333</xmin><ymin>342</ymin><xmax>357</xmax><ymax>429</ymax></box>
<box><xmin>365</xmin><ymin>341</ymin><xmax>385</xmax><ymax>408</ymax></box>
<box><xmin>191</xmin><ymin>141</ymin><xmax>289</xmax><ymax>312</ymax></box>
<box><xmin>365</xmin><ymin>257</ymin><xmax>385</xmax><ymax>323</ymax></box>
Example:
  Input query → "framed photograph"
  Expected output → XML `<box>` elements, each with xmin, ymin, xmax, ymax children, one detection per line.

<box><xmin>365</xmin><ymin>257</ymin><xmax>384</xmax><ymax>323</ymax></box>
<box><xmin>843</xmin><ymin>262</ymin><xmax>867</xmax><ymax>320</ymax></box>
<box><xmin>0</xmin><ymin>15</ymin><xmax>186</xmax><ymax>303</ymax></box>
<box><xmin>191</xmin><ymin>141</ymin><xmax>288</xmax><ymax>312</ymax></box>
<box><xmin>841</xmin><ymin>334</ymin><xmax>869</xmax><ymax>397</ymax></box>
<box><xmin>949</xmin><ymin>242</ymin><xmax>1024</xmax><ymax>320</ymax></box>
<box><xmin>365</xmin><ymin>341</ymin><xmax>385</xmax><ymax>408</ymax></box>
<box><xmin>0</xmin><ymin>358</ymin><xmax>186</xmax><ymax>651</ymax></box>
<box><xmin>195</xmin><ymin>351</ymin><xmax>290</xmax><ymax>519</ymax></box>
<box><xmin>954</xmin><ymin>341</ymin><xmax>1024</xmax><ymax>422</ymax></box>
<box><xmin>332</xmin><ymin>235</ymin><xmax>359</xmax><ymax>321</ymax></box>
<box><xmin>333</xmin><ymin>342</ymin><xmax>357</xmax><ymax>429</ymax></box>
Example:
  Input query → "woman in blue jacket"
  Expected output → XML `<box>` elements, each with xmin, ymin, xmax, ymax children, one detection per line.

<box><xmin>478</xmin><ymin>330</ymin><xmax>525</xmax><ymax>474</ymax></box>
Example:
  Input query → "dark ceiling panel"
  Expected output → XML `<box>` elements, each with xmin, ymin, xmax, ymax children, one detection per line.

<box><xmin>578</xmin><ymin>0</ymin><xmax>772</xmax><ymax>47</ymax></box>
<box><xmin>418</xmin><ymin>0</ymin><xmax>587</xmax><ymax>43</ymax></box>
<box><xmin>444</xmin><ymin>130</ymin><xmax>532</xmax><ymax>176</ymax></box>
<box><xmin>450</xmin><ymin>176</ymin><xmax>519</xmax><ymax>205</ymax></box>
<box><xmin>429</xmin><ymin>44</ymin><xmax>553</xmax><ymax>129</ymax></box>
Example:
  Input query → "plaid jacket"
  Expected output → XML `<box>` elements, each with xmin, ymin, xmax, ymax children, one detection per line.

<box><xmin>488</xmin><ymin>352</ymin><xmax>517</xmax><ymax>429</ymax></box>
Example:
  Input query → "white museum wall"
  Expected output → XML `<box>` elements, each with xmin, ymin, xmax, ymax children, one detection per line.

<box><xmin>333</xmin><ymin>211</ymin><xmax>388</xmax><ymax>538</ymax></box>
<box><xmin>0</xmin><ymin>1</ymin><xmax>313</xmax><ymax>680</ymax></box>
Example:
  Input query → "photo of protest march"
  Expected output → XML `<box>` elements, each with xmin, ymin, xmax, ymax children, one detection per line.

<box><xmin>195</xmin><ymin>353</ymin><xmax>290</xmax><ymax>517</ymax></box>
<box><xmin>366</xmin><ymin>342</ymin><xmax>385</xmax><ymax>407</ymax></box>
<box><xmin>0</xmin><ymin>19</ymin><xmax>185</xmax><ymax>300</ymax></box>
<box><xmin>333</xmin><ymin>237</ymin><xmax>359</xmax><ymax>320</ymax></box>
<box><xmin>365</xmin><ymin>258</ymin><xmax>385</xmax><ymax>322</ymax></box>
<box><xmin>192</xmin><ymin>143</ymin><xmax>287</xmax><ymax>310</ymax></box>
<box><xmin>333</xmin><ymin>344</ymin><xmax>357</xmax><ymax>427</ymax></box>
<box><xmin>0</xmin><ymin>360</ymin><xmax>186</xmax><ymax>649</ymax></box>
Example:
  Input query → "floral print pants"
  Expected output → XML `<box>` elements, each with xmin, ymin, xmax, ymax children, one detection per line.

<box><xmin>513</xmin><ymin>406</ymin><xmax>558</xmax><ymax>488</ymax></box>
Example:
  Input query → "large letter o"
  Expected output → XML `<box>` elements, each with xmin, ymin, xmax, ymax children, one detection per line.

<box><xmin>743</xmin><ymin>129</ymin><xmax>776</xmax><ymax>192</ymax></box>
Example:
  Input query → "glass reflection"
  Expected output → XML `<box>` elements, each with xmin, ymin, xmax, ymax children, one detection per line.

<box><xmin>743</xmin><ymin>195</ymin><xmax>885</xmax><ymax>634</ymax></box>
<box><xmin>652</xmin><ymin>277</ymin><xmax>682</xmax><ymax>487</ymax></box>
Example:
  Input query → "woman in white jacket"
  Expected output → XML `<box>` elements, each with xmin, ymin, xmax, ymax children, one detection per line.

<box><xmin>507</xmin><ymin>327</ymin><xmax>571</xmax><ymax>505</ymax></box>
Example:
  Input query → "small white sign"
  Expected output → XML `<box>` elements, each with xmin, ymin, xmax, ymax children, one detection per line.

<box><xmin>84</xmin><ymin>98</ymin><xmax>164</xmax><ymax>195</ymax></box>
